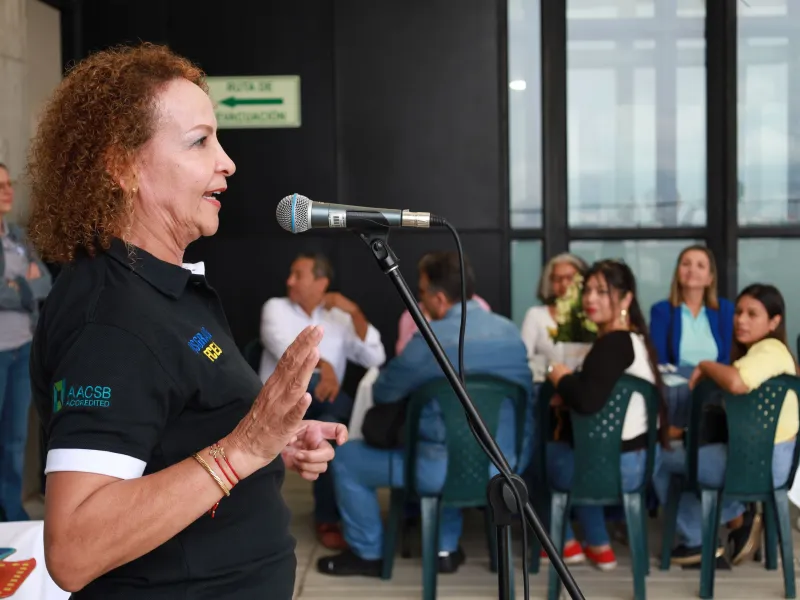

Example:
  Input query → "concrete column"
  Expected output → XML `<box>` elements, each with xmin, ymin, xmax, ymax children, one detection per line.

<box><xmin>0</xmin><ymin>0</ymin><xmax>29</xmax><ymax>222</ymax></box>
<box><xmin>0</xmin><ymin>0</ymin><xmax>61</xmax><ymax>226</ymax></box>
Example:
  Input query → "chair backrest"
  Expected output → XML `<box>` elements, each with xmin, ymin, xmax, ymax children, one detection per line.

<box><xmin>696</xmin><ymin>375</ymin><xmax>800</xmax><ymax>496</ymax></box>
<box><xmin>570</xmin><ymin>374</ymin><xmax>660</xmax><ymax>502</ymax></box>
<box><xmin>403</xmin><ymin>375</ymin><xmax>529</xmax><ymax>507</ymax></box>
<box><xmin>538</xmin><ymin>375</ymin><xmax>659</xmax><ymax>503</ymax></box>
<box><xmin>241</xmin><ymin>338</ymin><xmax>262</xmax><ymax>373</ymax></box>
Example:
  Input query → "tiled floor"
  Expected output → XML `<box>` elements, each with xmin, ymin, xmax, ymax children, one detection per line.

<box><xmin>285</xmin><ymin>471</ymin><xmax>800</xmax><ymax>599</ymax></box>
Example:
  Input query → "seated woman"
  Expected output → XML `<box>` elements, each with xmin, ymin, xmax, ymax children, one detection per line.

<box><xmin>650</xmin><ymin>245</ymin><xmax>734</xmax><ymax>369</ymax></box>
<box><xmin>545</xmin><ymin>259</ymin><xmax>667</xmax><ymax>570</ymax></box>
<box><xmin>653</xmin><ymin>283</ymin><xmax>797</xmax><ymax>567</ymax></box>
<box><xmin>521</xmin><ymin>252</ymin><xmax>588</xmax><ymax>365</ymax></box>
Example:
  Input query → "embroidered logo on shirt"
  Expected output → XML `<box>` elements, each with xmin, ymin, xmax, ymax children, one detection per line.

<box><xmin>188</xmin><ymin>327</ymin><xmax>223</xmax><ymax>362</ymax></box>
<box><xmin>52</xmin><ymin>379</ymin><xmax>112</xmax><ymax>412</ymax></box>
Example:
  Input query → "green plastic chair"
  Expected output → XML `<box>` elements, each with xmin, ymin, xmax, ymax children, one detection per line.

<box><xmin>659</xmin><ymin>375</ymin><xmax>800</xmax><ymax>599</ymax></box>
<box><xmin>540</xmin><ymin>374</ymin><xmax>660</xmax><ymax>600</ymax></box>
<box><xmin>380</xmin><ymin>375</ymin><xmax>530</xmax><ymax>600</ymax></box>
<box><xmin>241</xmin><ymin>338</ymin><xmax>262</xmax><ymax>373</ymax></box>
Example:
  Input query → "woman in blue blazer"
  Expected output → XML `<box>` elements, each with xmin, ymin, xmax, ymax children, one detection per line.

<box><xmin>650</xmin><ymin>245</ymin><xmax>735</xmax><ymax>366</ymax></box>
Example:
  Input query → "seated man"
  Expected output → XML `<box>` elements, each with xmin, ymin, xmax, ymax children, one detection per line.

<box><xmin>259</xmin><ymin>252</ymin><xmax>386</xmax><ymax>549</ymax></box>
<box><xmin>317</xmin><ymin>251</ymin><xmax>534</xmax><ymax>577</ymax></box>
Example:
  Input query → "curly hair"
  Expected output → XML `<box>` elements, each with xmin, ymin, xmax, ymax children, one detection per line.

<box><xmin>26</xmin><ymin>43</ymin><xmax>207</xmax><ymax>263</ymax></box>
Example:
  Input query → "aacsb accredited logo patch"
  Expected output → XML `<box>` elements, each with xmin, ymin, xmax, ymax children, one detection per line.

<box><xmin>53</xmin><ymin>379</ymin><xmax>112</xmax><ymax>413</ymax></box>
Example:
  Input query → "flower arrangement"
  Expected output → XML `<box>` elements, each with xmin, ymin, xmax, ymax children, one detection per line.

<box><xmin>547</xmin><ymin>273</ymin><xmax>598</xmax><ymax>343</ymax></box>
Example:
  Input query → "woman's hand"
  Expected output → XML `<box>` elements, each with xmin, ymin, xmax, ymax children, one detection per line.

<box><xmin>225</xmin><ymin>325</ymin><xmax>323</xmax><ymax>478</ymax></box>
<box><xmin>547</xmin><ymin>363</ymin><xmax>572</xmax><ymax>385</ymax></box>
<box><xmin>282</xmin><ymin>421</ymin><xmax>348</xmax><ymax>481</ymax></box>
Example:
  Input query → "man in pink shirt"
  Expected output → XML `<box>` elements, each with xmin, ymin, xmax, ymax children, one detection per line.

<box><xmin>395</xmin><ymin>294</ymin><xmax>491</xmax><ymax>355</ymax></box>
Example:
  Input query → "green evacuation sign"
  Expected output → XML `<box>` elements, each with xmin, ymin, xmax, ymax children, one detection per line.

<box><xmin>206</xmin><ymin>76</ymin><xmax>301</xmax><ymax>129</ymax></box>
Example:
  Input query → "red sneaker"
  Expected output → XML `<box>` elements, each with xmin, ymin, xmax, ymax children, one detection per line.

<box><xmin>540</xmin><ymin>540</ymin><xmax>586</xmax><ymax>565</ymax></box>
<box><xmin>584</xmin><ymin>545</ymin><xmax>617</xmax><ymax>571</ymax></box>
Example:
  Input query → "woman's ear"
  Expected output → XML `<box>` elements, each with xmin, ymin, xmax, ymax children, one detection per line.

<box><xmin>104</xmin><ymin>147</ymin><xmax>137</xmax><ymax>193</ymax></box>
<box><xmin>620</xmin><ymin>291</ymin><xmax>633</xmax><ymax>311</ymax></box>
<box><xmin>769</xmin><ymin>314</ymin><xmax>782</xmax><ymax>333</ymax></box>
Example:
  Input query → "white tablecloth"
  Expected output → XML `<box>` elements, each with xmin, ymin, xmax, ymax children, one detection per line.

<box><xmin>0</xmin><ymin>521</ymin><xmax>68</xmax><ymax>599</ymax></box>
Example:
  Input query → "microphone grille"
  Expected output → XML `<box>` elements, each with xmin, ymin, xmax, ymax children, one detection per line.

<box><xmin>276</xmin><ymin>193</ymin><xmax>311</xmax><ymax>233</ymax></box>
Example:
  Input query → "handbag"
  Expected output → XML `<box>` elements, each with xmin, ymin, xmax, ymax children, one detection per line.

<box><xmin>698</xmin><ymin>403</ymin><xmax>728</xmax><ymax>445</ymax></box>
<box><xmin>361</xmin><ymin>400</ymin><xmax>408</xmax><ymax>449</ymax></box>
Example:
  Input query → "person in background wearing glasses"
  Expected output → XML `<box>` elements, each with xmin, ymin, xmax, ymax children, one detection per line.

<box><xmin>520</xmin><ymin>253</ymin><xmax>589</xmax><ymax>368</ymax></box>
<box><xmin>0</xmin><ymin>162</ymin><xmax>52</xmax><ymax>521</ymax></box>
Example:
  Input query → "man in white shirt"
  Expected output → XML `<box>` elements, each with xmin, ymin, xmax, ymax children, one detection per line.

<box><xmin>259</xmin><ymin>253</ymin><xmax>386</xmax><ymax>549</ymax></box>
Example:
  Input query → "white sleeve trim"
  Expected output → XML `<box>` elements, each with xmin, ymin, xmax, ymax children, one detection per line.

<box><xmin>45</xmin><ymin>449</ymin><xmax>147</xmax><ymax>480</ymax></box>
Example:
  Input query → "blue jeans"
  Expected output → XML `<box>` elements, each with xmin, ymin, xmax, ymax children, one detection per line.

<box><xmin>306</xmin><ymin>375</ymin><xmax>353</xmax><ymax>525</ymax></box>
<box><xmin>546</xmin><ymin>442</ymin><xmax>649</xmax><ymax>547</ymax></box>
<box><xmin>0</xmin><ymin>342</ymin><xmax>32</xmax><ymax>521</ymax></box>
<box><xmin>653</xmin><ymin>440</ymin><xmax>796</xmax><ymax>548</ymax></box>
<box><xmin>332</xmin><ymin>437</ymin><xmax>520</xmax><ymax>560</ymax></box>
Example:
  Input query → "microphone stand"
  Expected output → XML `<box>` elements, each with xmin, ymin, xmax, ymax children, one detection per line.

<box><xmin>355</xmin><ymin>228</ymin><xmax>585</xmax><ymax>600</ymax></box>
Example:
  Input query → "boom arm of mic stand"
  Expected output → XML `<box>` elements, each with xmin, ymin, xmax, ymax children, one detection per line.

<box><xmin>355</xmin><ymin>228</ymin><xmax>586</xmax><ymax>600</ymax></box>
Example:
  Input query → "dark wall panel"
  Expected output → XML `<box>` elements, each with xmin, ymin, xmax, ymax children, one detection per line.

<box><xmin>334</xmin><ymin>0</ymin><xmax>503</xmax><ymax>231</ymax></box>
<box><xmin>64</xmin><ymin>0</ymin><xmax>507</xmax><ymax>353</ymax></box>
<box><xmin>167</xmin><ymin>0</ymin><xmax>337</xmax><ymax>238</ymax></box>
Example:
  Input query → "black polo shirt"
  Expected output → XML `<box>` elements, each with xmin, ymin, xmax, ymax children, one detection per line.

<box><xmin>30</xmin><ymin>238</ymin><xmax>296</xmax><ymax>599</ymax></box>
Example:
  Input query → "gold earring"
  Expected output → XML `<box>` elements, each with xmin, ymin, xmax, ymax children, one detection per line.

<box><xmin>620</xmin><ymin>308</ymin><xmax>628</xmax><ymax>324</ymax></box>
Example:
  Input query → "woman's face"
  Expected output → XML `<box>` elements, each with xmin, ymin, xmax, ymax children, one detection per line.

<box><xmin>734</xmin><ymin>294</ymin><xmax>781</xmax><ymax>346</ymax></box>
<box><xmin>551</xmin><ymin>261</ymin><xmax>578</xmax><ymax>299</ymax></box>
<box><xmin>582</xmin><ymin>273</ymin><xmax>614</xmax><ymax>327</ymax></box>
<box><xmin>0</xmin><ymin>167</ymin><xmax>13</xmax><ymax>217</ymax></box>
<box><xmin>582</xmin><ymin>272</ymin><xmax>632</xmax><ymax>330</ymax></box>
<box><xmin>677</xmin><ymin>249</ymin><xmax>713</xmax><ymax>293</ymax></box>
<box><xmin>133</xmin><ymin>78</ymin><xmax>236</xmax><ymax>245</ymax></box>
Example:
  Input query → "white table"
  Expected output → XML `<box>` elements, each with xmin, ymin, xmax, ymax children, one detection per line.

<box><xmin>0</xmin><ymin>521</ymin><xmax>69</xmax><ymax>600</ymax></box>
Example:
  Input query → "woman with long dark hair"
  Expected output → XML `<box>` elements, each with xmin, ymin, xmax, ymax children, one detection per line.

<box><xmin>654</xmin><ymin>284</ymin><xmax>797</xmax><ymax>567</ymax></box>
<box><xmin>545</xmin><ymin>259</ymin><xmax>667</xmax><ymax>570</ymax></box>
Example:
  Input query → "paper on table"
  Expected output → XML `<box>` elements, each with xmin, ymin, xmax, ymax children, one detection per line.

<box><xmin>661</xmin><ymin>373</ymin><xmax>689</xmax><ymax>387</ymax></box>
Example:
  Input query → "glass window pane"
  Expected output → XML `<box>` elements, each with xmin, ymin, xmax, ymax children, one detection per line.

<box><xmin>508</xmin><ymin>0</ymin><xmax>542</xmax><ymax>228</ymax></box>
<box><xmin>567</xmin><ymin>0</ymin><xmax>706</xmax><ymax>228</ymax></box>
<box><xmin>510</xmin><ymin>239</ymin><xmax>542</xmax><ymax>326</ymax></box>
<box><xmin>738</xmin><ymin>239</ymin><xmax>800</xmax><ymax>357</ymax></box>
<box><xmin>737</xmin><ymin>1</ymin><xmax>800</xmax><ymax>225</ymax></box>
<box><xmin>569</xmin><ymin>239</ymin><xmax>702</xmax><ymax>318</ymax></box>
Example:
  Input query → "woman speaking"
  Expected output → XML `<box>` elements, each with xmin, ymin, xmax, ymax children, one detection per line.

<box><xmin>26</xmin><ymin>43</ymin><xmax>345</xmax><ymax>599</ymax></box>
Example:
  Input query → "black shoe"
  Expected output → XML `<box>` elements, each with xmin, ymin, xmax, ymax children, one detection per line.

<box><xmin>317</xmin><ymin>549</ymin><xmax>382</xmax><ymax>577</ymax></box>
<box><xmin>729</xmin><ymin>510</ymin><xmax>763</xmax><ymax>566</ymax></box>
<box><xmin>438</xmin><ymin>546</ymin><xmax>465</xmax><ymax>574</ymax></box>
<box><xmin>670</xmin><ymin>542</ymin><xmax>724</xmax><ymax>566</ymax></box>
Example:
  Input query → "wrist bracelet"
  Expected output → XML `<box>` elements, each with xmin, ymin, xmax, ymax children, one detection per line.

<box><xmin>210</xmin><ymin>443</ymin><xmax>241</xmax><ymax>482</ymax></box>
<box><xmin>192</xmin><ymin>453</ymin><xmax>230</xmax><ymax>497</ymax></box>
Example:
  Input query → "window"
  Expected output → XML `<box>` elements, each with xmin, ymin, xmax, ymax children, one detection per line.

<box><xmin>569</xmin><ymin>239</ymin><xmax>701</xmax><ymax>318</ymax></box>
<box><xmin>508</xmin><ymin>0</ymin><xmax>543</xmax><ymax>228</ymax></box>
<box><xmin>737</xmin><ymin>0</ymin><xmax>800</xmax><ymax>225</ymax></box>
<box><xmin>566</xmin><ymin>0</ymin><xmax>706</xmax><ymax>228</ymax></box>
<box><xmin>510</xmin><ymin>240</ymin><xmax>542</xmax><ymax>326</ymax></box>
<box><xmin>738</xmin><ymin>238</ymin><xmax>800</xmax><ymax>357</ymax></box>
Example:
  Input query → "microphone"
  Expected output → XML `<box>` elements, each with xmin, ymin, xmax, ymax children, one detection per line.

<box><xmin>276</xmin><ymin>193</ymin><xmax>445</xmax><ymax>233</ymax></box>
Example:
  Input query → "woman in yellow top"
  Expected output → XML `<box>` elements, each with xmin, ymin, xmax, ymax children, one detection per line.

<box><xmin>653</xmin><ymin>283</ymin><xmax>797</xmax><ymax>567</ymax></box>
